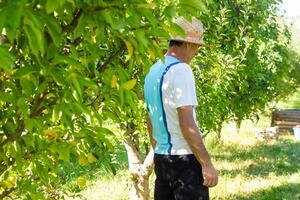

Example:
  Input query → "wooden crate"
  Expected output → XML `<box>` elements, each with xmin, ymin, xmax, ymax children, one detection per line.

<box><xmin>271</xmin><ymin>109</ymin><xmax>300</xmax><ymax>133</ymax></box>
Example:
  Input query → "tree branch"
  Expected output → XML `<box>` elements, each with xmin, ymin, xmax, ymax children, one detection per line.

<box><xmin>123</xmin><ymin>136</ymin><xmax>142</xmax><ymax>169</ymax></box>
<box><xmin>129</xmin><ymin>25</ymin><xmax>151</xmax><ymax>31</ymax></box>
<box><xmin>0</xmin><ymin>187</ymin><xmax>16</xmax><ymax>199</ymax></box>
<box><xmin>86</xmin><ymin>93</ymin><xmax>103</xmax><ymax>107</ymax></box>
<box><xmin>96</xmin><ymin>43</ymin><xmax>125</xmax><ymax>72</ymax></box>
<box><xmin>62</xmin><ymin>4</ymin><xmax>124</xmax><ymax>33</ymax></box>
<box><xmin>93</xmin><ymin>5</ymin><xmax>123</xmax><ymax>12</ymax></box>
<box><xmin>123</xmin><ymin>122</ymin><xmax>143</xmax><ymax>174</ymax></box>
<box><xmin>30</xmin><ymin>91</ymin><xmax>49</xmax><ymax>118</ymax></box>
<box><xmin>142</xmin><ymin>148</ymin><xmax>154</xmax><ymax>177</ymax></box>
<box><xmin>0</xmin><ymin>120</ymin><xmax>24</xmax><ymax>150</ymax></box>
<box><xmin>62</xmin><ymin>9</ymin><xmax>83</xmax><ymax>33</ymax></box>
<box><xmin>0</xmin><ymin>91</ymin><xmax>50</xmax><ymax>149</ymax></box>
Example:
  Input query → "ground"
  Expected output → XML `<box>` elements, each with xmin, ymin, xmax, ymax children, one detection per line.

<box><xmin>68</xmin><ymin>118</ymin><xmax>300</xmax><ymax>200</ymax></box>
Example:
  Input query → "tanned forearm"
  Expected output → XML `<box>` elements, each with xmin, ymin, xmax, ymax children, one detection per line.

<box><xmin>177</xmin><ymin>106</ymin><xmax>212</xmax><ymax>166</ymax></box>
<box><xmin>177</xmin><ymin>106</ymin><xmax>218</xmax><ymax>187</ymax></box>
<box><xmin>179</xmin><ymin>120</ymin><xmax>212</xmax><ymax>166</ymax></box>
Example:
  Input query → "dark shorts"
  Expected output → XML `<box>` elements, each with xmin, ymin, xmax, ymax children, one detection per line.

<box><xmin>154</xmin><ymin>154</ymin><xmax>209</xmax><ymax>200</ymax></box>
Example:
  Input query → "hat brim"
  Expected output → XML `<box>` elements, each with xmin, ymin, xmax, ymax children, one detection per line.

<box><xmin>172</xmin><ymin>36</ymin><xmax>206</xmax><ymax>46</ymax></box>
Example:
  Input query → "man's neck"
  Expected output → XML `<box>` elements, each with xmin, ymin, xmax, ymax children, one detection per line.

<box><xmin>166</xmin><ymin>48</ymin><xmax>189</xmax><ymax>63</ymax></box>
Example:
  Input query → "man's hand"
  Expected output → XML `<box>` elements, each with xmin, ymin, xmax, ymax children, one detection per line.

<box><xmin>202</xmin><ymin>162</ymin><xmax>218</xmax><ymax>187</ymax></box>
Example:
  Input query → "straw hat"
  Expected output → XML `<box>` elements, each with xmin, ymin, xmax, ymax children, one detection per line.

<box><xmin>172</xmin><ymin>17</ymin><xmax>205</xmax><ymax>46</ymax></box>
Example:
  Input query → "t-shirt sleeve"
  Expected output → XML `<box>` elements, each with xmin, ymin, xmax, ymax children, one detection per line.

<box><xmin>171</xmin><ymin>64</ymin><xmax>198</xmax><ymax>108</ymax></box>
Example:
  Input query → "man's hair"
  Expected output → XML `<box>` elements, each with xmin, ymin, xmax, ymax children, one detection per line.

<box><xmin>169</xmin><ymin>40</ymin><xmax>184</xmax><ymax>47</ymax></box>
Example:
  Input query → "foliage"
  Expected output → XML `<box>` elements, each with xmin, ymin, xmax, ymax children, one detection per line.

<box><xmin>283</xmin><ymin>16</ymin><xmax>300</xmax><ymax>53</ymax></box>
<box><xmin>193</xmin><ymin>0</ymin><xmax>300</xmax><ymax>134</ymax></box>
<box><xmin>0</xmin><ymin>0</ymin><xmax>183</xmax><ymax>198</ymax></box>
<box><xmin>276</xmin><ymin>88</ymin><xmax>300</xmax><ymax>109</ymax></box>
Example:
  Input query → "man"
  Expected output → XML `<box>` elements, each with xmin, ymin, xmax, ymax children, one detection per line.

<box><xmin>144</xmin><ymin>17</ymin><xmax>218</xmax><ymax>200</ymax></box>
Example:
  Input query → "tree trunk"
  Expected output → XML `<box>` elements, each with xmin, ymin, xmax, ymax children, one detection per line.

<box><xmin>123</xmin><ymin>137</ymin><xmax>154</xmax><ymax>200</ymax></box>
<box><xmin>216</xmin><ymin>125</ymin><xmax>222</xmax><ymax>139</ymax></box>
<box><xmin>233</xmin><ymin>119</ymin><xmax>242</xmax><ymax>134</ymax></box>
<box><xmin>216</xmin><ymin>115</ymin><xmax>225</xmax><ymax>139</ymax></box>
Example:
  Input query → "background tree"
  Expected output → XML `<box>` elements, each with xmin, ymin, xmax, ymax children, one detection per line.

<box><xmin>194</xmin><ymin>0</ymin><xmax>300</xmax><ymax>136</ymax></box>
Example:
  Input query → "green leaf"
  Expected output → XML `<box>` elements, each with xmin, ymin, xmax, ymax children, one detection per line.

<box><xmin>20</xmin><ymin>77</ymin><xmax>35</xmax><ymax>95</ymax></box>
<box><xmin>46</xmin><ymin>0</ymin><xmax>62</xmax><ymax>13</ymax></box>
<box><xmin>101</xmin><ymin>10</ymin><xmax>113</xmax><ymax>26</ymax></box>
<box><xmin>0</xmin><ymin>92</ymin><xmax>14</xmax><ymax>103</ymax></box>
<box><xmin>17</xmin><ymin>97</ymin><xmax>29</xmax><ymax>116</ymax></box>
<box><xmin>178</xmin><ymin>0</ymin><xmax>205</xmax><ymax>16</ymax></box>
<box><xmin>135</xmin><ymin>30</ymin><xmax>148</xmax><ymax>47</ymax></box>
<box><xmin>42</xmin><ymin>14</ymin><xmax>62</xmax><ymax>46</ymax></box>
<box><xmin>94</xmin><ymin>14</ymin><xmax>105</xmax><ymax>38</ymax></box>
<box><xmin>3</xmin><ymin>122</ymin><xmax>16</xmax><ymax>136</ymax></box>
<box><xmin>47</xmin><ymin>43</ymin><xmax>57</xmax><ymax>60</ymax></box>
<box><xmin>23</xmin><ymin>26</ymin><xmax>38</xmax><ymax>57</ymax></box>
<box><xmin>3</xmin><ymin>0</ymin><xmax>25</xmax><ymax>41</ymax></box>
<box><xmin>125</xmin><ymin>91</ymin><xmax>137</xmax><ymax>111</ymax></box>
<box><xmin>24</xmin><ymin>118</ymin><xmax>37</xmax><ymax>133</ymax></box>
<box><xmin>23</xmin><ymin>9</ymin><xmax>45</xmax><ymax>57</ymax></box>
<box><xmin>13</xmin><ymin>65</ymin><xmax>39</xmax><ymax>78</ymax></box>
<box><xmin>57</xmin><ymin>144</ymin><xmax>71</xmax><ymax>162</ymax></box>
<box><xmin>34</xmin><ymin>162</ymin><xmax>49</xmax><ymax>184</ymax></box>
<box><xmin>22</xmin><ymin>134</ymin><xmax>35</xmax><ymax>149</ymax></box>
<box><xmin>13</xmin><ymin>142</ymin><xmax>23</xmax><ymax>171</ymax></box>
<box><xmin>52</xmin><ymin>104</ymin><xmax>61</xmax><ymax>123</ymax></box>
<box><xmin>0</xmin><ymin>151</ymin><xmax>8</xmax><ymax>168</ymax></box>
<box><xmin>53</xmin><ymin>55</ymin><xmax>82</xmax><ymax>68</ymax></box>
<box><xmin>103</xmin><ymin>109</ymin><xmax>120</xmax><ymax>122</ymax></box>
<box><xmin>74</xmin><ymin>12</ymin><xmax>89</xmax><ymax>38</ymax></box>
<box><xmin>49</xmin><ymin>66</ymin><xmax>66</xmax><ymax>86</ymax></box>
<box><xmin>29</xmin><ymin>191</ymin><xmax>46</xmax><ymax>200</ymax></box>
<box><xmin>36</xmin><ymin>80</ymin><xmax>48</xmax><ymax>95</ymax></box>
<box><xmin>60</xmin><ymin>105</ymin><xmax>74</xmax><ymax>129</ymax></box>
<box><xmin>69</xmin><ymin>73</ymin><xmax>83</xmax><ymax>101</ymax></box>
<box><xmin>0</xmin><ymin>46</ymin><xmax>15</xmax><ymax>71</ymax></box>
<box><xmin>164</xmin><ymin>5</ymin><xmax>176</xmax><ymax>18</ymax></box>
<box><xmin>78</xmin><ymin>77</ymin><xmax>98</xmax><ymax>89</ymax></box>
<box><xmin>0</xmin><ymin>9</ymin><xmax>6</xmax><ymax>32</ymax></box>
<box><xmin>94</xmin><ymin>127</ymin><xmax>114</xmax><ymax>149</ymax></box>
<box><xmin>119</xmin><ymin>90</ymin><xmax>124</xmax><ymax>107</ymax></box>
<box><xmin>73</xmin><ymin>102</ymin><xmax>91</xmax><ymax>116</ymax></box>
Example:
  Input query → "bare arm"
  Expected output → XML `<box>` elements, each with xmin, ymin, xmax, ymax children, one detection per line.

<box><xmin>177</xmin><ymin>106</ymin><xmax>218</xmax><ymax>187</ymax></box>
<box><xmin>146</xmin><ymin>113</ymin><xmax>156</xmax><ymax>149</ymax></box>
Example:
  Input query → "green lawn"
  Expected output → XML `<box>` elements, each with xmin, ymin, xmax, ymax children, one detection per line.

<box><xmin>208</xmin><ymin>130</ymin><xmax>300</xmax><ymax>200</ymax></box>
<box><xmin>70</xmin><ymin>121</ymin><xmax>300</xmax><ymax>200</ymax></box>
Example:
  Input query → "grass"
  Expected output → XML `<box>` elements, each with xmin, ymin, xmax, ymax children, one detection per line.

<box><xmin>208</xmin><ymin>132</ymin><xmax>300</xmax><ymax>200</ymax></box>
<box><xmin>78</xmin><ymin>171</ymin><xmax>130</xmax><ymax>200</ymax></box>
<box><xmin>72</xmin><ymin>120</ymin><xmax>300</xmax><ymax>200</ymax></box>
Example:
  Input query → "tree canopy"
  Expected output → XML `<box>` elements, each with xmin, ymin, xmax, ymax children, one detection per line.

<box><xmin>194</xmin><ymin>0</ymin><xmax>300</xmax><ymax>133</ymax></box>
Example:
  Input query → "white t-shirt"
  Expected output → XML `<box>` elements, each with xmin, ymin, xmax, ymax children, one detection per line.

<box><xmin>144</xmin><ymin>55</ymin><xmax>199</xmax><ymax>155</ymax></box>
